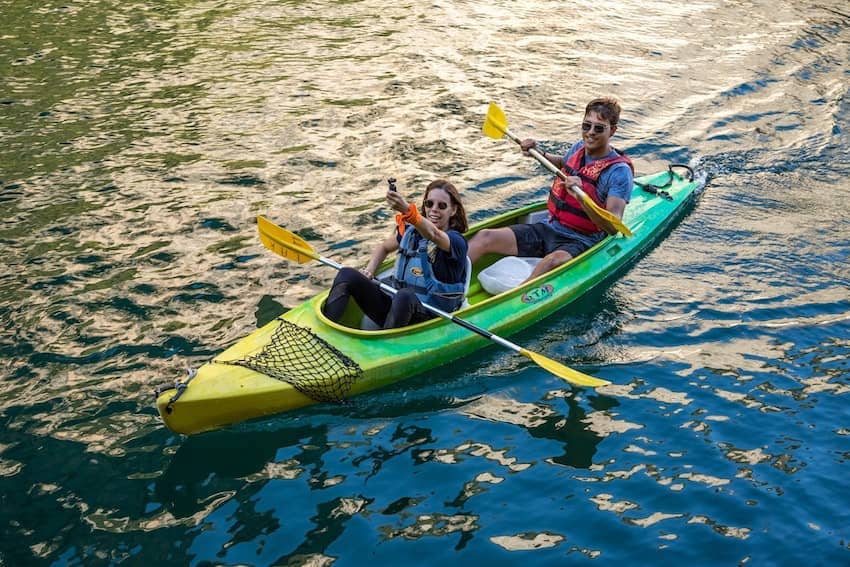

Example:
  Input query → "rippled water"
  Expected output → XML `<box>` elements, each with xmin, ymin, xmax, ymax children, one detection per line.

<box><xmin>2</xmin><ymin>0</ymin><xmax>849</xmax><ymax>564</ymax></box>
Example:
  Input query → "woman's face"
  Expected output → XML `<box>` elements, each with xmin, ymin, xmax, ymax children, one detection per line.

<box><xmin>423</xmin><ymin>188</ymin><xmax>456</xmax><ymax>231</ymax></box>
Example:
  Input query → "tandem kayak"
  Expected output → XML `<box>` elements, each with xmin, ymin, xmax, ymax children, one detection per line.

<box><xmin>156</xmin><ymin>166</ymin><xmax>701</xmax><ymax>434</ymax></box>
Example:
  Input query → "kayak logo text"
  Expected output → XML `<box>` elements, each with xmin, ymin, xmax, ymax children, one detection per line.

<box><xmin>521</xmin><ymin>284</ymin><xmax>554</xmax><ymax>304</ymax></box>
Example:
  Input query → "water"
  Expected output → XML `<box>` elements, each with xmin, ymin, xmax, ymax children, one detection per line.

<box><xmin>2</xmin><ymin>0</ymin><xmax>849</xmax><ymax>564</ymax></box>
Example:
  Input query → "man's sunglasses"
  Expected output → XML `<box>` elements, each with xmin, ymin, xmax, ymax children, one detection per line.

<box><xmin>424</xmin><ymin>199</ymin><xmax>449</xmax><ymax>210</ymax></box>
<box><xmin>582</xmin><ymin>121</ymin><xmax>609</xmax><ymax>134</ymax></box>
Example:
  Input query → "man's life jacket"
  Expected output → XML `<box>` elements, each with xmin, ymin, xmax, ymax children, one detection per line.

<box><xmin>547</xmin><ymin>146</ymin><xmax>634</xmax><ymax>234</ymax></box>
<box><xmin>393</xmin><ymin>228</ymin><xmax>466</xmax><ymax>312</ymax></box>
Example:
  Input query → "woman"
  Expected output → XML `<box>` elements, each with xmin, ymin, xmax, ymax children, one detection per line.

<box><xmin>322</xmin><ymin>179</ymin><xmax>469</xmax><ymax>329</ymax></box>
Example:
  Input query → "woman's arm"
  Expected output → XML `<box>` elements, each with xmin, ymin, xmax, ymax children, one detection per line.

<box><xmin>410</xmin><ymin>215</ymin><xmax>451</xmax><ymax>252</ymax></box>
<box><xmin>363</xmin><ymin>230</ymin><xmax>399</xmax><ymax>277</ymax></box>
<box><xmin>386</xmin><ymin>190</ymin><xmax>452</xmax><ymax>252</ymax></box>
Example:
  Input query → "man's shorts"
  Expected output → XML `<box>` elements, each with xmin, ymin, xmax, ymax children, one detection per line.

<box><xmin>510</xmin><ymin>222</ymin><xmax>590</xmax><ymax>259</ymax></box>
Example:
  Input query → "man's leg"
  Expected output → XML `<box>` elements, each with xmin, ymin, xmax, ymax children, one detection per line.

<box><xmin>523</xmin><ymin>233</ymin><xmax>591</xmax><ymax>282</ymax></box>
<box><xmin>525</xmin><ymin>250</ymin><xmax>573</xmax><ymax>281</ymax></box>
<box><xmin>467</xmin><ymin>227</ymin><xmax>520</xmax><ymax>263</ymax></box>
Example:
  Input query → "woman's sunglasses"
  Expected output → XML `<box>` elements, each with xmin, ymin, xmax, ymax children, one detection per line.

<box><xmin>582</xmin><ymin>121</ymin><xmax>609</xmax><ymax>134</ymax></box>
<box><xmin>424</xmin><ymin>199</ymin><xmax>450</xmax><ymax>210</ymax></box>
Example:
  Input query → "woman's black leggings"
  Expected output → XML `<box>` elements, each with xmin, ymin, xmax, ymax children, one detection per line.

<box><xmin>322</xmin><ymin>267</ymin><xmax>433</xmax><ymax>329</ymax></box>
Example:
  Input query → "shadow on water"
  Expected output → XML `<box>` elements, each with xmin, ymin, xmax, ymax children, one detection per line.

<box><xmin>544</xmin><ymin>392</ymin><xmax>618</xmax><ymax>469</ymax></box>
<box><xmin>155</xmin><ymin>415</ymin><xmax>441</xmax><ymax>562</ymax></box>
<box><xmin>157</xmin><ymin>424</ymin><xmax>326</xmax><ymax>515</ymax></box>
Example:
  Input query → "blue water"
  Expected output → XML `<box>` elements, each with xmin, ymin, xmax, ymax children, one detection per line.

<box><xmin>1</xmin><ymin>0</ymin><xmax>849</xmax><ymax>564</ymax></box>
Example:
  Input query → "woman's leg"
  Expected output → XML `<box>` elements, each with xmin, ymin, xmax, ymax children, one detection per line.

<box><xmin>383</xmin><ymin>288</ymin><xmax>434</xmax><ymax>329</ymax></box>
<box><xmin>323</xmin><ymin>268</ymin><xmax>392</xmax><ymax>325</ymax></box>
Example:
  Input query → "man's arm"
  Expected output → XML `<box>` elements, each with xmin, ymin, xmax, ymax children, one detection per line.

<box><xmin>585</xmin><ymin>163</ymin><xmax>632</xmax><ymax>235</ymax></box>
<box><xmin>580</xmin><ymin>195</ymin><xmax>626</xmax><ymax>235</ymax></box>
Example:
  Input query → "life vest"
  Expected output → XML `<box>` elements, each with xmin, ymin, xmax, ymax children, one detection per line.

<box><xmin>547</xmin><ymin>146</ymin><xmax>634</xmax><ymax>234</ymax></box>
<box><xmin>392</xmin><ymin>228</ymin><xmax>466</xmax><ymax>312</ymax></box>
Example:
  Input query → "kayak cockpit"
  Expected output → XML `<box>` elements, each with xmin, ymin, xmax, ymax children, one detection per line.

<box><xmin>311</xmin><ymin>204</ymin><xmax>559</xmax><ymax>334</ymax></box>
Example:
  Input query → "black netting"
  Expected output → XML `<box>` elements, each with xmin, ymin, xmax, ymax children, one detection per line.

<box><xmin>218</xmin><ymin>318</ymin><xmax>362</xmax><ymax>403</ymax></box>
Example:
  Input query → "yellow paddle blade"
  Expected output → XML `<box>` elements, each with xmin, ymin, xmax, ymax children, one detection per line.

<box><xmin>574</xmin><ymin>191</ymin><xmax>634</xmax><ymax>237</ymax></box>
<box><xmin>520</xmin><ymin>348</ymin><xmax>610</xmax><ymax>387</ymax></box>
<box><xmin>482</xmin><ymin>101</ymin><xmax>508</xmax><ymax>139</ymax></box>
<box><xmin>256</xmin><ymin>215</ymin><xmax>319</xmax><ymax>264</ymax></box>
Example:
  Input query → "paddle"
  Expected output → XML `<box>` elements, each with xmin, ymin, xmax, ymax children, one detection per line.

<box><xmin>482</xmin><ymin>102</ymin><xmax>633</xmax><ymax>237</ymax></box>
<box><xmin>256</xmin><ymin>215</ymin><xmax>609</xmax><ymax>388</ymax></box>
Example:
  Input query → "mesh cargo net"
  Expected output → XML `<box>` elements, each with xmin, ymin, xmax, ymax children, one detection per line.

<box><xmin>218</xmin><ymin>318</ymin><xmax>362</xmax><ymax>403</ymax></box>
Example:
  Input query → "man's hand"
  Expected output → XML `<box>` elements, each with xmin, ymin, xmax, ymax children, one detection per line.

<box><xmin>519</xmin><ymin>138</ymin><xmax>537</xmax><ymax>156</ymax></box>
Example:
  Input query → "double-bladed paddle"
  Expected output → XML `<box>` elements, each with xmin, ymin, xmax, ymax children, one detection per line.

<box><xmin>483</xmin><ymin>102</ymin><xmax>633</xmax><ymax>237</ymax></box>
<box><xmin>256</xmin><ymin>215</ymin><xmax>609</xmax><ymax>388</ymax></box>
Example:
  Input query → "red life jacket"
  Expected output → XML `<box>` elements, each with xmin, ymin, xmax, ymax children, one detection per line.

<box><xmin>547</xmin><ymin>146</ymin><xmax>634</xmax><ymax>234</ymax></box>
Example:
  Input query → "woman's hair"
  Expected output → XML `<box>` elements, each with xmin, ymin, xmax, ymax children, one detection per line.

<box><xmin>585</xmin><ymin>97</ymin><xmax>622</xmax><ymax>127</ymax></box>
<box><xmin>422</xmin><ymin>179</ymin><xmax>468</xmax><ymax>233</ymax></box>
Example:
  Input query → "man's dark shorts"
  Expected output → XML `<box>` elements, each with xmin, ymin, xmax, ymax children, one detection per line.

<box><xmin>510</xmin><ymin>223</ymin><xmax>591</xmax><ymax>259</ymax></box>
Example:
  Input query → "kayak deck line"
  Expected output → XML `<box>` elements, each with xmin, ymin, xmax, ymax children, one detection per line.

<box><xmin>156</xmin><ymin>167</ymin><xmax>702</xmax><ymax>434</ymax></box>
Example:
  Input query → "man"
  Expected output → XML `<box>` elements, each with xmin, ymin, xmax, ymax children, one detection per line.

<box><xmin>468</xmin><ymin>97</ymin><xmax>634</xmax><ymax>282</ymax></box>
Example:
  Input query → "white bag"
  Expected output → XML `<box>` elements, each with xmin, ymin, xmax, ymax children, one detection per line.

<box><xmin>478</xmin><ymin>256</ymin><xmax>541</xmax><ymax>295</ymax></box>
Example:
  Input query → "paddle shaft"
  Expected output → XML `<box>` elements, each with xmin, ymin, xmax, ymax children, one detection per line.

<box><xmin>499</xmin><ymin>127</ymin><xmax>589</xmax><ymax>200</ymax></box>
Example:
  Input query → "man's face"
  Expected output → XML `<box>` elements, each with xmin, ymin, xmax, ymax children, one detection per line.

<box><xmin>581</xmin><ymin>110</ymin><xmax>616</xmax><ymax>155</ymax></box>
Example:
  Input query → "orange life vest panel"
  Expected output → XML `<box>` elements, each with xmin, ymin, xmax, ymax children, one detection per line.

<box><xmin>547</xmin><ymin>146</ymin><xmax>634</xmax><ymax>234</ymax></box>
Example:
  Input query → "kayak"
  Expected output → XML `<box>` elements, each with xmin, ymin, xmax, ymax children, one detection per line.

<box><xmin>156</xmin><ymin>166</ymin><xmax>701</xmax><ymax>434</ymax></box>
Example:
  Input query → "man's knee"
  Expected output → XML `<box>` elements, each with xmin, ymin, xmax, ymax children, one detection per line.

<box><xmin>543</xmin><ymin>250</ymin><xmax>572</xmax><ymax>270</ymax></box>
<box><xmin>526</xmin><ymin>250</ymin><xmax>573</xmax><ymax>282</ymax></box>
<box><xmin>469</xmin><ymin>228</ymin><xmax>512</xmax><ymax>261</ymax></box>
<box><xmin>468</xmin><ymin>229</ymin><xmax>492</xmax><ymax>256</ymax></box>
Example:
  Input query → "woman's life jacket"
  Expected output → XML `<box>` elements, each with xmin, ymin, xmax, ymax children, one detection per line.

<box><xmin>547</xmin><ymin>146</ymin><xmax>634</xmax><ymax>234</ymax></box>
<box><xmin>392</xmin><ymin>228</ymin><xmax>466</xmax><ymax>312</ymax></box>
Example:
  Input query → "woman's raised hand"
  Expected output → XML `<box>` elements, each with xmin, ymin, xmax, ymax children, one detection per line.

<box><xmin>386</xmin><ymin>188</ymin><xmax>410</xmax><ymax>213</ymax></box>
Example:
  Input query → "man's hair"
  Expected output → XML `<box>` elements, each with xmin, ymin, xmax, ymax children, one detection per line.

<box><xmin>585</xmin><ymin>97</ymin><xmax>622</xmax><ymax>127</ymax></box>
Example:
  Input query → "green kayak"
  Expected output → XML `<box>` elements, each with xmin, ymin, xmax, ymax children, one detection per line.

<box><xmin>156</xmin><ymin>166</ymin><xmax>701</xmax><ymax>434</ymax></box>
